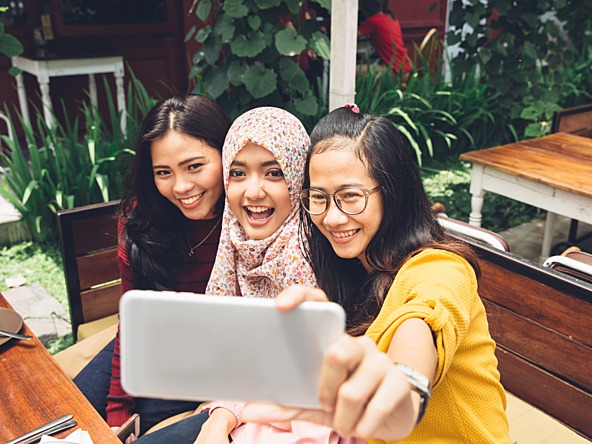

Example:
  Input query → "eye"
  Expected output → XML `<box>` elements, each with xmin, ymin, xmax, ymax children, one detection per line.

<box><xmin>154</xmin><ymin>169</ymin><xmax>171</xmax><ymax>177</ymax></box>
<box><xmin>309</xmin><ymin>191</ymin><xmax>327</xmax><ymax>202</ymax></box>
<box><xmin>338</xmin><ymin>189</ymin><xmax>364</xmax><ymax>201</ymax></box>
<box><xmin>266</xmin><ymin>168</ymin><xmax>284</xmax><ymax>178</ymax></box>
<box><xmin>229</xmin><ymin>169</ymin><xmax>245</xmax><ymax>178</ymax></box>
<box><xmin>188</xmin><ymin>163</ymin><xmax>204</xmax><ymax>171</ymax></box>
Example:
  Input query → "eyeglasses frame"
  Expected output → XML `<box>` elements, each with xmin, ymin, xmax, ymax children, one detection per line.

<box><xmin>300</xmin><ymin>185</ymin><xmax>381</xmax><ymax>215</ymax></box>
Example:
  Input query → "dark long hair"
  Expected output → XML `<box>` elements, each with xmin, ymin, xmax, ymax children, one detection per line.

<box><xmin>121</xmin><ymin>94</ymin><xmax>230</xmax><ymax>289</ymax></box>
<box><xmin>301</xmin><ymin>107</ymin><xmax>479</xmax><ymax>335</ymax></box>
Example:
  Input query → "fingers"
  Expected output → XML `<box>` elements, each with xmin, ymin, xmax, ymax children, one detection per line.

<box><xmin>275</xmin><ymin>285</ymin><xmax>329</xmax><ymax>311</ymax></box>
<box><xmin>317</xmin><ymin>335</ymin><xmax>366</xmax><ymax>411</ymax></box>
<box><xmin>328</xmin><ymin>336</ymin><xmax>391</xmax><ymax>435</ymax></box>
<box><xmin>352</xmin><ymin>365</ymin><xmax>414</xmax><ymax>439</ymax></box>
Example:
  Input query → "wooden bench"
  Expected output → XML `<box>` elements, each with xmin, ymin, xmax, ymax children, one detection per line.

<box><xmin>57</xmin><ymin>200</ymin><xmax>121</xmax><ymax>342</ymax></box>
<box><xmin>455</xmin><ymin>235</ymin><xmax>592</xmax><ymax>440</ymax></box>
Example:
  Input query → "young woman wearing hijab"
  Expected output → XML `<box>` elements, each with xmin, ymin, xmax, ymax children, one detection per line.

<box><xmin>135</xmin><ymin>108</ymin><xmax>365</xmax><ymax>443</ymax></box>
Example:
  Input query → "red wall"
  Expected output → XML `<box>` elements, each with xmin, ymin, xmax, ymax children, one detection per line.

<box><xmin>387</xmin><ymin>0</ymin><xmax>447</xmax><ymax>56</ymax></box>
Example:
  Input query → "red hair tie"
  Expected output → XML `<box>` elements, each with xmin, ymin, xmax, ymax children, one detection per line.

<box><xmin>344</xmin><ymin>103</ymin><xmax>360</xmax><ymax>113</ymax></box>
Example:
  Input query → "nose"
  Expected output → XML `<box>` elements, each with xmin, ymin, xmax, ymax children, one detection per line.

<box><xmin>244</xmin><ymin>175</ymin><xmax>266</xmax><ymax>200</ymax></box>
<box><xmin>173</xmin><ymin>174</ymin><xmax>194</xmax><ymax>195</ymax></box>
<box><xmin>322</xmin><ymin>198</ymin><xmax>348</xmax><ymax>226</ymax></box>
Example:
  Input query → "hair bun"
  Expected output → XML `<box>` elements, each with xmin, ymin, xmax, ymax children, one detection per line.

<box><xmin>344</xmin><ymin>103</ymin><xmax>360</xmax><ymax>113</ymax></box>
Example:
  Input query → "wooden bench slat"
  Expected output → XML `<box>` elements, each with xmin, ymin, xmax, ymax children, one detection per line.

<box><xmin>80</xmin><ymin>283</ymin><xmax>123</xmax><ymax>324</ymax></box>
<box><xmin>77</xmin><ymin>249</ymin><xmax>120</xmax><ymax>290</ymax></box>
<box><xmin>485</xmin><ymin>299</ymin><xmax>592</xmax><ymax>392</ymax></box>
<box><xmin>479</xmin><ymin>257</ymin><xmax>592</xmax><ymax>348</ymax></box>
<box><xmin>497</xmin><ymin>347</ymin><xmax>592</xmax><ymax>440</ymax></box>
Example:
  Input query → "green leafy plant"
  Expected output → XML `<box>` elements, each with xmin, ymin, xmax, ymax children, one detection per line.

<box><xmin>0</xmin><ymin>73</ymin><xmax>155</xmax><ymax>242</ymax></box>
<box><xmin>447</xmin><ymin>0</ymin><xmax>592</xmax><ymax>141</ymax></box>
<box><xmin>355</xmin><ymin>53</ymin><xmax>499</xmax><ymax>165</ymax></box>
<box><xmin>0</xmin><ymin>6</ymin><xmax>24</xmax><ymax>74</ymax></box>
<box><xmin>187</xmin><ymin>0</ymin><xmax>330</xmax><ymax>128</ymax></box>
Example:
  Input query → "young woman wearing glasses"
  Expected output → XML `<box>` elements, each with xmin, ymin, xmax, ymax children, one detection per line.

<box><xmin>241</xmin><ymin>105</ymin><xmax>512</xmax><ymax>443</ymax></box>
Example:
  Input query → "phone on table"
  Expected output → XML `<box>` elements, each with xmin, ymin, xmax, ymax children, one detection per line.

<box><xmin>119</xmin><ymin>290</ymin><xmax>346</xmax><ymax>409</ymax></box>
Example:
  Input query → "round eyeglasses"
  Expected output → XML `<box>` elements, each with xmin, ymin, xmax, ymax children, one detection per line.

<box><xmin>300</xmin><ymin>186</ymin><xmax>381</xmax><ymax>215</ymax></box>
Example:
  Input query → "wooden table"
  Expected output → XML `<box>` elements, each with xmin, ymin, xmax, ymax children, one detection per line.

<box><xmin>0</xmin><ymin>293</ymin><xmax>120</xmax><ymax>443</ymax></box>
<box><xmin>12</xmin><ymin>46</ymin><xmax>126</xmax><ymax>131</ymax></box>
<box><xmin>460</xmin><ymin>132</ymin><xmax>592</xmax><ymax>259</ymax></box>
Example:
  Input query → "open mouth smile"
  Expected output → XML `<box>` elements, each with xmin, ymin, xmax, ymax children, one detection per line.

<box><xmin>245</xmin><ymin>205</ymin><xmax>275</xmax><ymax>225</ymax></box>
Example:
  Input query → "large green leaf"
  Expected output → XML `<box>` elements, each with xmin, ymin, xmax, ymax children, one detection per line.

<box><xmin>0</xmin><ymin>33</ymin><xmax>24</xmax><ymax>57</ymax></box>
<box><xmin>202</xmin><ymin>35</ymin><xmax>223</xmax><ymax>64</ymax></box>
<box><xmin>279</xmin><ymin>58</ymin><xmax>310</xmax><ymax>92</ymax></box>
<box><xmin>247</xmin><ymin>15</ymin><xmax>261</xmax><ymax>31</ymax></box>
<box><xmin>224</xmin><ymin>0</ymin><xmax>249</xmax><ymax>18</ymax></box>
<box><xmin>214</xmin><ymin>14</ymin><xmax>235</xmax><ymax>43</ymax></box>
<box><xmin>196</xmin><ymin>26</ymin><xmax>212</xmax><ymax>43</ymax></box>
<box><xmin>275</xmin><ymin>28</ymin><xmax>307</xmax><ymax>56</ymax></box>
<box><xmin>195</xmin><ymin>0</ymin><xmax>212</xmax><ymax>21</ymax></box>
<box><xmin>309</xmin><ymin>31</ymin><xmax>330</xmax><ymax>60</ymax></box>
<box><xmin>230</xmin><ymin>31</ymin><xmax>266</xmax><ymax>57</ymax></box>
<box><xmin>205</xmin><ymin>69</ymin><xmax>230</xmax><ymax>99</ymax></box>
<box><xmin>243</xmin><ymin>65</ymin><xmax>277</xmax><ymax>98</ymax></box>
<box><xmin>228</xmin><ymin>60</ymin><xmax>246</xmax><ymax>86</ymax></box>
<box><xmin>294</xmin><ymin>95</ymin><xmax>318</xmax><ymax>116</ymax></box>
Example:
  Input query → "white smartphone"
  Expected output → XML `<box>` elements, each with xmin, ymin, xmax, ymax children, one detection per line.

<box><xmin>119</xmin><ymin>290</ymin><xmax>346</xmax><ymax>409</ymax></box>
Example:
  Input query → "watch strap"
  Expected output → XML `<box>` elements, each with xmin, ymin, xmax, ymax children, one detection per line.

<box><xmin>394</xmin><ymin>363</ymin><xmax>432</xmax><ymax>424</ymax></box>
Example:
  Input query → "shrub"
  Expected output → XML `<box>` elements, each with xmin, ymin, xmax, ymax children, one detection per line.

<box><xmin>0</xmin><ymin>73</ymin><xmax>156</xmax><ymax>242</ymax></box>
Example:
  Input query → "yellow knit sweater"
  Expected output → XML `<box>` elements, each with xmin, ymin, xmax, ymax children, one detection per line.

<box><xmin>365</xmin><ymin>249</ymin><xmax>511</xmax><ymax>443</ymax></box>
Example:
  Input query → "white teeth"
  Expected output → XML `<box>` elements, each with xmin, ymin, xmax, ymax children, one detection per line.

<box><xmin>180</xmin><ymin>192</ymin><xmax>204</xmax><ymax>205</ymax></box>
<box><xmin>246</xmin><ymin>206</ymin><xmax>271</xmax><ymax>213</ymax></box>
<box><xmin>332</xmin><ymin>230</ymin><xmax>358</xmax><ymax>239</ymax></box>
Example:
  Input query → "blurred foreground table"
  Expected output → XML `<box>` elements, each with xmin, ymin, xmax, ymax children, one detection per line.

<box><xmin>0</xmin><ymin>292</ymin><xmax>119</xmax><ymax>443</ymax></box>
<box><xmin>11</xmin><ymin>45</ymin><xmax>126</xmax><ymax>131</ymax></box>
<box><xmin>460</xmin><ymin>132</ymin><xmax>592</xmax><ymax>259</ymax></box>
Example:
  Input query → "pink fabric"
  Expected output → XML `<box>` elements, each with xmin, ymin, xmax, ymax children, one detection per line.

<box><xmin>200</xmin><ymin>402</ymin><xmax>365</xmax><ymax>444</ymax></box>
<box><xmin>206</xmin><ymin>107</ymin><xmax>317</xmax><ymax>298</ymax></box>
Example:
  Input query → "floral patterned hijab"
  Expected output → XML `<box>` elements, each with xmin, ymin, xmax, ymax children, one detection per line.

<box><xmin>206</xmin><ymin>107</ymin><xmax>317</xmax><ymax>298</ymax></box>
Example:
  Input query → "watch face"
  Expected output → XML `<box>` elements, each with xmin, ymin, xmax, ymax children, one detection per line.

<box><xmin>395</xmin><ymin>363</ymin><xmax>431</xmax><ymax>397</ymax></box>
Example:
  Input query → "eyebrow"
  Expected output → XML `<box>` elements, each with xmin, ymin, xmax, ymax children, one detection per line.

<box><xmin>231</xmin><ymin>159</ymin><xmax>280</xmax><ymax>168</ymax></box>
<box><xmin>310</xmin><ymin>182</ymin><xmax>367</xmax><ymax>190</ymax></box>
<box><xmin>152</xmin><ymin>156</ymin><xmax>206</xmax><ymax>169</ymax></box>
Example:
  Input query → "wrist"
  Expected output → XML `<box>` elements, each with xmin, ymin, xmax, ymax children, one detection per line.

<box><xmin>209</xmin><ymin>407</ymin><xmax>238</xmax><ymax>433</ymax></box>
<box><xmin>394</xmin><ymin>362</ymin><xmax>432</xmax><ymax>425</ymax></box>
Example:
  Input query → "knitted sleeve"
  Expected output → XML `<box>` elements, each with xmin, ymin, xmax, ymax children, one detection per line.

<box><xmin>105</xmin><ymin>219</ymin><xmax>134</xmax><ymax>426</ymax></box>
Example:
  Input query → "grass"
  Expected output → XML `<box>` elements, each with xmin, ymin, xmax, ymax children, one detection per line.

<box><xmin>0</xmin><ymin>240</ymin><xmax>67</xmax><ymax>306</ymax></box>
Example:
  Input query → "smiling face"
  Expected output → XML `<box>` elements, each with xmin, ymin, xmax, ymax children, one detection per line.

<box><xmin>227</xmin><ymin>142</ymin><xmax>291</xmax><ymax>240</ymax></box>
<box><xmin>308</xmin><ymin>146</ymin><xmax>383</xmax><ymax>271</ymax></box>
<box><xmin>151</xmin><ymin>130</ymin><xmax>223</xmax><ymax>220</ymax></box>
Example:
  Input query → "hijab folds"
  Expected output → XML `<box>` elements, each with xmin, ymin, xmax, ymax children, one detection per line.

<box><xmin>206</xmin><ymin>107</ymin><xmax>317</xmax><ymax>298</ymax></box>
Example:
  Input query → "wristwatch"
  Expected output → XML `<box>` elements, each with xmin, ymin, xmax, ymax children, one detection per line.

<box><xmin>394</xmin><ymin>363</ymin><xmax>432</xmax><ymax>424</ymax></box>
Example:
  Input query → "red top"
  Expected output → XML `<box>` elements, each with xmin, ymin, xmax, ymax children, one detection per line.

<box><xmin>105</xmin><ymin>216</ymin><xmax>222</xmax><ymax>427</ymax></box>
<box><xmin>358</xmin><ymin>13</ymin><xmax>412</xmax><ymax>73</ymax></box>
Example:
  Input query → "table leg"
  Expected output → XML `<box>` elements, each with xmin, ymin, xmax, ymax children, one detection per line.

<box><xmin>469</xmin><ymin>191</ymin><xmax>485</xmax><ymax>227</ymax></box>
<box><xmin>15</xmin><ymin>72</ymin><xmax>31</xmax><ymax>127</ymax></box>
<box><xmin>541</xmin><ymin>211</ymin><xmax>557</xmax><ymax>260</ymax></box>
<box><xmin>88</xmin><ymin>74</ymin><xmax>98</xmax><ymax>113</ymax></box>
<box><xmin>38</xmin><ymin>78</ymin><xmax>54</xmax><ymax>128</ymax></box>
<box><xmin>114</xmin><ymin>64</ymin><xmax>126</xmax><ymax>135</ymax></box>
